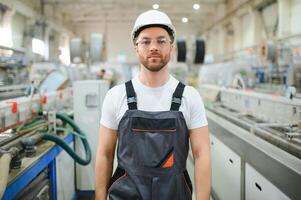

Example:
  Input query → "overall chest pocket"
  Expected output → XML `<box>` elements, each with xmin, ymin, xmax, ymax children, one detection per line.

<box><xmin>131</xmin><ymin>117</ymin><xmax>176</xmax><ymax>168</ymax></box>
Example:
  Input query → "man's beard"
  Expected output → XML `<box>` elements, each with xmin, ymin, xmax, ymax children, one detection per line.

<box><xmin>140</xmin><ymin>53</ymin><xmax>170</xmax><ymax>72</ymax></box>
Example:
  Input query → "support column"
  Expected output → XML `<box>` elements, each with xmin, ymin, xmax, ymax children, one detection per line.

<box><xmin>231</xmin><ymin>16</ymin><xmax>242</xmax><ymax>51</ymax></box>
<box><xmin>0</xmin><ymin>9</ymin><xmax>14</xmax><ymax>48</ymax></box>
<box><xmin>250</xmin><ymin>8</ymin><xmax>263</xmax><ymax>45</ymax></box>
<box><xmin>278</xmin><ymin>0</ymin><xmax>292</xmax><ymax>38</ymax></box>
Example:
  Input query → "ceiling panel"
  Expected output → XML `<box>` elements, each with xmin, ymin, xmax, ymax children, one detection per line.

<box><xmin>42</xmin><ymin>0</ymin><xmax>225</xmax><ymax>26</ymax></box>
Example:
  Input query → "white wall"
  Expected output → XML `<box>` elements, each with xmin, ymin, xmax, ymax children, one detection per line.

<box><xmin>107</xmin><ymin>22</ymin><xmax>136</xmax><ymax>62</ymax></box>
<box><xmin>241</xmin><ymin>13</ymin><xmax>253</xmax><ymax>48</ymax></box>
<box><xmin>291</xmin><ymin>0</ymin><xmax>301</xmax><ymax>34</ymax></box>
<box><xmin>0</xmin><ymin>0</ymin><xmax>74</xmax><ymax>62</ymax></box>
<box><xmin>11</xmin><ymin>13</ymin><xmax>26</xmax><ymax>48</ymax></box>
<box><xmin>201</xmin><ymin>0</ymin><xmax>301</xmax><ymax>59</ymax></box>
<box><xmin>262</xmin><ymin>2</ymin><xmax>278</xmax><ymax>38</ymax></box>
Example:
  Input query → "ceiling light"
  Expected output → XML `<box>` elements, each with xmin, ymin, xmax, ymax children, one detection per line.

<box><xmin>153</xmin><ymin>4</ymin><xmax>159</xmax><ymax>9</ymax></box>
<box><xmin>182</xmin><ymin>17</ymin><xmax>188</xmax><ymax>23</ymax></box>
<box><xmin>193</xmin><ymin>3</ymin><xmax>200</xmax><ymax>10</ymax></box>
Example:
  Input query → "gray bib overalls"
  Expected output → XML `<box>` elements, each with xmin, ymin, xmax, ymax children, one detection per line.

<box><xmin>108</xmin><ymin>80</ymin><xmax>192</xmax><ymax>200</ymax></box>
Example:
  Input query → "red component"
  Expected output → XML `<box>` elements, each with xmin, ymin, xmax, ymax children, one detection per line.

<box><xmin>295</xmin><ymin>47</ymin><xmax>301</xmax><ymax>55</ymax></box>
<box><xmin>272</xmin><ymin>92</ymin><xmax>281</xmax><ymax>96</ymax></box>
<box><xmin>42</xmin><ymin>95</ymin><xmax>47</xmax><ymax>104</ymax></box>
<box><xmin>248</xmin><ymin>48</ymin><xmax>254</xmax><ymax>55</ymax></box>
<box><xmin>6</xmin><ymin>101</ymin><xmax>18</xmax><ymax>113</ymax></box>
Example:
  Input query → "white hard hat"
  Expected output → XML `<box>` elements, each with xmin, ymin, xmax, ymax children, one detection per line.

<box><xmin>131</xmin><ymin>10</ymin><xmax>176</xmax><ymax>42</ymax></box>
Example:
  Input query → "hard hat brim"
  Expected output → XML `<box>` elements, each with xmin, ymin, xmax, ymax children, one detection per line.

<box><xmin>132</xmin><ymin>24</ymin><xmax>175</xmax><ymax>43</ymax></box>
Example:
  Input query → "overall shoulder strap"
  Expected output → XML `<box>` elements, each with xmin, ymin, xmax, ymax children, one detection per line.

<box><xmin>125</xmin><ymin>80</ymin><xmax>137</xmax><ymax>110</ymax></box>
<box><xmin>170</xmin><ymin>82</ymin><xmax>185</xmax><ymax>111</ymax></box>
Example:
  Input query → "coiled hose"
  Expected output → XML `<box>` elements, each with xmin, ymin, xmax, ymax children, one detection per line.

<box><xmin>40</xmin><ymin>112</ymin><xmax>91</xmax><ymax>165</ymax></box>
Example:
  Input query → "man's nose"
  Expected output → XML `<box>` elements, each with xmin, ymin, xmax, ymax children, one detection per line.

<box><xmin>149</xmin><ymin>41</ymin><xmax>159</xmax><ymax>51</ymax></box>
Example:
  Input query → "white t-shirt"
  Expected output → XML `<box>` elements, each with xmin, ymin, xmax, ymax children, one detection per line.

<box><xmin>100</xmin><ymin>75</ymin><xmax>208</xmax><ymax>130</ymax></box>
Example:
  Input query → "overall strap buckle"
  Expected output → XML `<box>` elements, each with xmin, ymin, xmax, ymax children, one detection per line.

<box><xmin>125</xmin><ymin>80</ymin><xmax>137</xmax><ymax>110</ymax></box>
<box><xmin>127</xmin><ymin>97</ymin><xmax>137</xmax><ymax>104</ymax></box>
<box><xmin>172</xmin><ymin>97</ymin><xmax>181</xmax><ymax>105</ymax></box>
<box><xmin>170</xmin><ymin>82</ymin><xmax>185</xmax><ymax>111</ymax></box>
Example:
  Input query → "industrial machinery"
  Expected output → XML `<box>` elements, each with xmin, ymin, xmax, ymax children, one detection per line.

<box><xmin>0</xmin><ymin>45</ymin><xmax>31</xmax><ymax>100</ymax></box>
<box><xmin>0</xmin><ymin>85</ymin><xmax>91</xmax><ymax>200</ymax></box>
<box><xmin>73</xmin><ymin>80</ymin><xmax>109</xmax><ymax>192</ymax></box>
<box><xmin>198</xmin><ymin>41</ymin><xmax>301</xmax><ymax>200</ymax></box>
<box><xmin>200</xmin><ymin>84</ymin><xmax>301</xmax><ymax>200</ymax></box>
<box><xmin>0</xmin><ymin>64</ymin><xmax>109</xmax><ymax>199</ymax></box>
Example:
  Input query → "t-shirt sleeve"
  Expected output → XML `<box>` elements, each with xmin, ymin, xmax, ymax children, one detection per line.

<box><xmin>100</xmin><ymin>87</ymin><xmax>118</xmax><ymax>130</ymax></box>
<box><xmin>187</xmin><ymin>87</ymin><xmax>208</xmax><ymax>129</ymax></box>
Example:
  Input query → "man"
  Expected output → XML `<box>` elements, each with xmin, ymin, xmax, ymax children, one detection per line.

<box><xmin>95</xmin><ymin>10</ymin><xmax>211</xmax><ymax>200</ymax></box>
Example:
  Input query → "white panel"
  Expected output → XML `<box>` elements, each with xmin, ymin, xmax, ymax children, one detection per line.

<box><xmin>210</xmin><ymin>134</ymin><xmax>241</xmax><ymax>200</ymax></box>
<box><xmin>245</xmin><ymin>163</ymin><xmax>290</xmax><ymax>200</ymax></box>
<box><xmin>242</xmin><ymin>13</ymin><xmax>252</xmax><ymax>48</ymax></box>
<box><xmin>73</xmin><ymin>80</ymin><xmax>109</xmax><ymax>190</ymax></box>
<box><xmin>11</xmin><ymin>13</ymin><xmax>25</xmax><ymax>48</ymax></box>
<box><xmin>291</xmin><ymin>0</ymin><xmax>301</xmax><ymax>34</ymax></box>
<box><xmin>56</xmin><ymin>141</ymin><xmax>75</xmax><ymax>200</ymax></box>
<box><xmin>90</xmin><ymin>33</ymin><xmax>103</xmax><ymax>63</ymax></box>
<box><xmin>70</xmin><ymin>38</ymin><xmax>82</xmax><ymax>62</ymax></box>
<box><xmin>262</xmin><ymin>3</ymin><xmax>278</xmax><ymax>38</ymax></box>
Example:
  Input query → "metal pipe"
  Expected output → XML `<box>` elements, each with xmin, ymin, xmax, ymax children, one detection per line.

<box><xmin>208</xmin><ymin>106</ymin><xmax>301</xmax><ymax>158</ymax></box>
<box><xmin>254</xmin><ymin>126</ymin><xmax>301</xmax><ymax>159</ymax></box>
<box><xmin>277</xmin><ymin>33</ymin><xmax>301</xmax><ymax>42</ymax></box>
<box><xmin>202</xmin><ymin>0</ymin><xmax>253</xmax><ymax>33</ymax></box>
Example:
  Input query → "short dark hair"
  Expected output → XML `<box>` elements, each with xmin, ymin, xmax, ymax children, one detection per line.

<box><xmin>133</xmin><ymin>24</ymin><xmax>174</xmax><ymax>44</ymax></box>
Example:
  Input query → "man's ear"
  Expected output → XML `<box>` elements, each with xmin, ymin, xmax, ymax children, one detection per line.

<box><xmin>134</xmin><ymin>45</ymin><xmax>139</xmax><ymax>54</ymax></box>
<box><xmin>170</xmin><ymin>43</ymin><xmax>175</xmax><ymax>53</ymax></box>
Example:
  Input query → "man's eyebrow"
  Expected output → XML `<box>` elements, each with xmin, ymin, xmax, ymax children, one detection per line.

<box><xmin>139</xmin><ymin>36</ymin><xmax>167</xmax><ymax>40</ymax></box>
<box><xmin>139</xmin><ymin>37</ymin><xmax>151</xmax><ymax>40</ymax></box>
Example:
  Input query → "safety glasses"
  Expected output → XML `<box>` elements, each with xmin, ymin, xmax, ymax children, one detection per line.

<box><xmin>135</xmin><ymin>37</ymin><xmax>172</xmax><ymax>48</ymax></box>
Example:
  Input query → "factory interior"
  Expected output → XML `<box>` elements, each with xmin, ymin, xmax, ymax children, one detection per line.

<box><xmin>0</xmin><ymin>0</ymin><xmax>300</xmax><ymax>200</ymax></box>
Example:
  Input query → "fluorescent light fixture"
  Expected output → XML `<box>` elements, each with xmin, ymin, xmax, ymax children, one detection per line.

<box><xmin>193</xmin><ymin>3</ymin><xmax>200</xmax><ymax>10</ymax></box>
<box><xmin>32</xmin><ymin>38</ymin><xmax>45</xmax><ymax>56</ymax></box>
<box><xmin>153</xmin><ymin>4</ymin><xmax>159</xmax><ymax>9</ymax></box>
<box><xmin>182</xmin><ymin>17</ymin><xmax>188</xmax><ymax>23</ymax></box>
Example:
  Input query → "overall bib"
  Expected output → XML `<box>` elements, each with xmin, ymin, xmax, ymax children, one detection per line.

<box><xmin>108</xmin><ymin>80</ymin><xmax>192</xmax><ymax>200</ymax></box>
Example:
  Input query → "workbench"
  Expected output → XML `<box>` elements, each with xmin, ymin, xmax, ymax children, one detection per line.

<box><xmin>2</xmin><ymin>133</ymin><xmax>74</xmax><ymax>200</ymax></box>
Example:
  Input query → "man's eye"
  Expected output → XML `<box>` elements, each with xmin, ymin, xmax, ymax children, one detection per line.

<box><xmin>158</xmin><ymin>39</ymin><xmax>167</xmax><ymax>45</ymax></box>
<box><xmin>141</xmin><ymin>40</ymin><xmax>151</xmax><ymax>45</ymax></box>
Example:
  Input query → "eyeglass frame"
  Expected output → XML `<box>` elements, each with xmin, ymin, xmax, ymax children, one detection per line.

<box><xmin>135</xmin><ymin>37</ymin><xmax>173</xmax><ymax>48</ymax></box>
